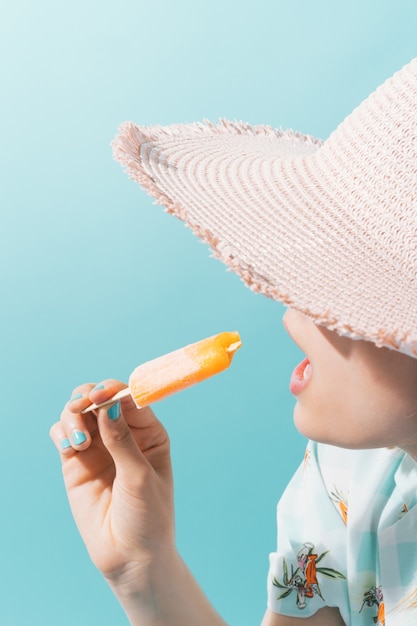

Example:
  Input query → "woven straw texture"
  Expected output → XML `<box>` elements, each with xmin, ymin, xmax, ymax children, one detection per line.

<box><xmin>113</xmin><ymin>58</ymin><xmax>417</xmax><ymax>357</ymax></box>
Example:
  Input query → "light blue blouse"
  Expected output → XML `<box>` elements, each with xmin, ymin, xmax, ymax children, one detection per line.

<box><xmin>267</xmin><ymin>441</ymin><xmax>417</xmax><ymax>625</ymax></box>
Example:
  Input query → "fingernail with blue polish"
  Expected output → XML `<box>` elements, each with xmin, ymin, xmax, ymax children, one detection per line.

<box><xmin>107</xmin><ymin>402</ymin><xmax>121</xmax><ymax>421</ymax></box>
<box><xmin>72</xmin><ymin>430</ymin><xmax>87</xmax><ymax>445</ymax></box>
<box><xmin>61</xmin><ymin>438</ymin><xmax>71</xmax><ymax>450</ymax></box>
<box><xmin>93</xmin><ymin>384</ymin><xmax>105</xmax><ymax>391</ymax></box>
<box><xmin>70</xmin><ymin>393</ymin><xmax>83</xmax><ymax>402</ymax></box>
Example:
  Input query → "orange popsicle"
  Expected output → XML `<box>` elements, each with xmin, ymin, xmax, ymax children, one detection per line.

<box><xmin>83</xmin><ymin>331</ymin><xmax>241</xmax><ymax>412</ymax></box>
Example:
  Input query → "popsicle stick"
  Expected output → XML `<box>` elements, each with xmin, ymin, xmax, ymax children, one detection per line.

<box><xmin>81</xmin><ymin>388</ymin><xmax>132</xmax><ymax>414</ymax></box>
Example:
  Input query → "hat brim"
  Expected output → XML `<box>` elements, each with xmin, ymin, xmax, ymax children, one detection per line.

<box><xmin>113</xmin><ymin>88</ymin><xmax>417</xmax><ymax>358</ymax></box>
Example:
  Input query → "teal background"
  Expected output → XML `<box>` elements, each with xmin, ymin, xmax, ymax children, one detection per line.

<box><xmin>1</xmin><ymin>1</ymin><xmax>416</xmax><ymax>624</ymax></box>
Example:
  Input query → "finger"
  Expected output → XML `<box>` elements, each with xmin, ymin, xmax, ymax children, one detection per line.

<box><xmin>95</xmin><ymin>401</ymin><xmax>154</xmax><ymax>481</ymax></box>
<box><xmin>88</xmin><ymin>379</ymin><xmax>157</xmax><ymax>429</ymax></box>
<box><xmin>59</xmin><ymin>401</ymin><xmax>96</xmax><ymax>451</ymax></box>
<box><xmin>67</xmin><ymin>382</ymin><xmax>99</xmax><ymax>414</ymax></box>
<box><xmin>49</xmin><ymin>421</ymin><xmax>78</xmax><ymax>458</ymax></box>
<box><xmin>86</xmin><ymin>378</ymin><xmax>129</xmax><ymax>407</ymax></box>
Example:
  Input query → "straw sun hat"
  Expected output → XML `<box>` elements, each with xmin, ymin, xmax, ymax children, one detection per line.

<box><xmin>113</xmin><ymin>58</ymin><xmax>417</xmax><ymax>358</ymax></box>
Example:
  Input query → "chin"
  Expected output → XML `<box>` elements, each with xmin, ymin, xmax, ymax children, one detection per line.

<box><xmin>293</xmin><ymin>405</ymin><xmax>377</xmax><ymax>450</ymax></box>
<box><xmin>293</xmin><ymin>403</ymin><xmax>321</xmax><ymax>440</ymax></box>
<box><xmin>293</xmin><ymin>403</ymin><xmax>344</xmax><ymax>447</ymax></box>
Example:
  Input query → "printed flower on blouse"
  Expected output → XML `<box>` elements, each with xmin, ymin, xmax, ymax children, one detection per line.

<box><xmin>272</xmin><ymin>542</ymin><xmax>346</xmax><ymax>610</ymax></box>
<box><xmin>359</xmin><ymin>586</ymin><xmax>385</xmax><ymax>625</ymax></box>
<box><xmin>400</xmin><ymin>503</ymin><xmax>408</xmax><ymax>518</ymax></box>
<box><xmin>303</xmin><ymin>446</ymin><xmax>311</xmax><ymax>469</ymax></box>
<box><xmin>330</xmin><ymin>486</ymin><xmax>348</xmax><ymax>525</ymax></box>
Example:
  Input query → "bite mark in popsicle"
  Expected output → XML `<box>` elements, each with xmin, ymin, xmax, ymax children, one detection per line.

<box><xmin>82</xmin><ymin>332</ymin><xmax>241</xmax><ymax>413</ymax></box>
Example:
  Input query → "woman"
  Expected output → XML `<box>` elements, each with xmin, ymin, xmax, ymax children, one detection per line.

<box><xmin>51</xmin><ymin>57</ymin><xmax>417</xmax><ymax>625</ymax></box>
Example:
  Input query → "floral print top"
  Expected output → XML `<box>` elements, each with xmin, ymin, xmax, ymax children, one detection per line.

<box><xmin>267</xmin><ymin>442</ymin><xmax>417</xmax><ymax>625</ymax></box>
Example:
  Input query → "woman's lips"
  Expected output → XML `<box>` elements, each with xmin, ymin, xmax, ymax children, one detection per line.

<box><xmin>289</xmin><ymin>357</ymin><xmax>312</xmax><ymax>395</ymax></box>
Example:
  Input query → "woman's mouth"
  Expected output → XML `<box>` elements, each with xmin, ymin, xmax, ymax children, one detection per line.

<box><xmin>289</xmin><ymin>357</ymin><xmax>312</xmax><ymax>395</ymax></box>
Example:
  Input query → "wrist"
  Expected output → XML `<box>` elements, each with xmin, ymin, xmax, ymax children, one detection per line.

<box><xmin>105</xmin><ymin>547</ymin><xmax>184</xmax><ymax>621</ymax></box>
<box><xmin>105</xmin><ymin>548</ymin><xmax>228</xmax><ymax>626</ymax></box>
<box><xmin>104</xmin><ymin>543</ymin><xmax>180</xmax><ymax>599</ymax></box>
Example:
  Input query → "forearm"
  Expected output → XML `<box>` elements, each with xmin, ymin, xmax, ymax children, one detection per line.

<box><xmin>106</xmin><ymin>549</ymin><xmax>228</xmax><ymax>626</ymax></box>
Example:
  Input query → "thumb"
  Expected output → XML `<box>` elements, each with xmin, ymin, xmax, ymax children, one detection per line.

<box><xmin>96</xmin><ymin>401</ymin><xmax>150</xmax><ymax>480</ymax></box>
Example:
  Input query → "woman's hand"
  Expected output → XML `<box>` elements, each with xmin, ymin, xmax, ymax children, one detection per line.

<box><xmin>50</xmin><ymin>380</ymin><xmax>175</xmax><ymax>587</ymax></box>
<box><xmin>51</xmin><ymin>381</ymin><xmax>229</xmax><ymax>626</ymax></box>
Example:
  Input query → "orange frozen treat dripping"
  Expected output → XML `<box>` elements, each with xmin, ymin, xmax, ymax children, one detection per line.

<box><xmin>83</xmin><ymin>332</ymin><xmax>241</xmax><ymax>413</ymax></box>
